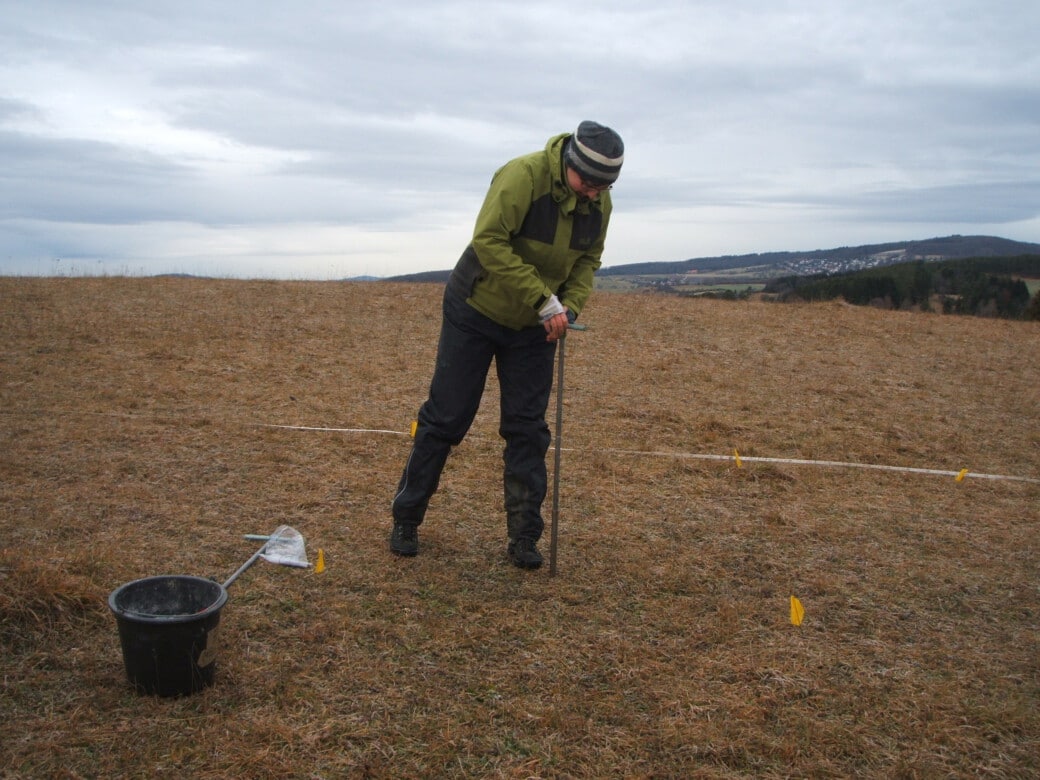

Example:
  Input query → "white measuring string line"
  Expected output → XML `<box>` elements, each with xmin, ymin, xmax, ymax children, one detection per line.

<box><xmin>257</xmin><ymin>423</ymin><xmax>410</xmax><ymax>436</ymax></box>
<box><xmin>258</xmin><ymin>423</ymin><xmax>1039</xmax><ymax>485</ymax></box>
<box><xmin>591</xmin><ymin>448</ymin><xmax>1040</xmax><ymax>485</ymax></box>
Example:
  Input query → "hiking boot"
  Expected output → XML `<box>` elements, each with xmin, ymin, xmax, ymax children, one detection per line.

<box><xmin>508</xmin><ymin>538</ymin><xmax>543</xmax><ymax>570</ymax></box>
<box><xmin>389</xmin><ymin>522</ymin><xmax>419</xmax><ymax>557</ymax></box>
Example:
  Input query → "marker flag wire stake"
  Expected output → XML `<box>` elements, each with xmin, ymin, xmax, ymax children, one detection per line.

<box><xmin>734</xmin><ymin>449</ymin><xmax>743</xmax><ymax>468</ymax></box>
<box><xmin>956</xmin><ymin>468</ymin><xmax>969</xmax><ymax>482</ymax></box>
<box><xmin>790</xmin><ymin>595</ymin><xmax>805</xmax><ymax>626</ymax></box>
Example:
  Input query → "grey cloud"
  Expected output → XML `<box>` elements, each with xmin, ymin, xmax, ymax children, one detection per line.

<box><xmin>0</xmin><ymin>132</ymin><xmax>193</xmax><ymax>223</ymax></box>
<box><xmin>0</xmin><ymin>129</ymin><xmax>424</xmax><ymax>228</ymax></box>
<box><xmin>3</xmin><ymin>0</ymin><xmax>1039</xmax><ymax>276</ymax></box>
<box><xmin>0</xmin><ymin>97</ymin><xmax>43</xmax><ymax>122</ymax></box>
<box><xmin>845</xmin><ymin>181</ymin><xmax>1040</xmax><ymax>224</ymax></box>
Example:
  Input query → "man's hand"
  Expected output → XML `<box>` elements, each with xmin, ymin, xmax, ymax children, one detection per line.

<box><xmin>539</xmin><ymin>295</ymin><xmax>569</xmax><ymax>342</ymax></box>
<box><xmin>542</xmin><ymin>310</ymin><xmax>569</xmax><ymax>342</ymax></box>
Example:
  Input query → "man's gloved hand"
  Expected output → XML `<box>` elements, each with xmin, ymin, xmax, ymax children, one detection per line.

<box><xmin>538</xmin><ymin>295</ymin><xmax>569</xmax><ymax>342</ymax></box>
<box><xmin>538</xmin><ymin>295</ymin><xmax>566</xmax><ymax>321</ymax></box>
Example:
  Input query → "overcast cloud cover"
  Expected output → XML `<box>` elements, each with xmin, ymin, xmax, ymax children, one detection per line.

<box><xmin>2</xmin><ymin>0</ymin><xmax>1039</xmax><ymax>279</ymax></box>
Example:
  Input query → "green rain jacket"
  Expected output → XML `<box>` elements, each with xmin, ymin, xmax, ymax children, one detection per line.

<box><xmin>447</xmin><ymin>132</ymin><xmax>612</xmax><ymax>330</ymax></box>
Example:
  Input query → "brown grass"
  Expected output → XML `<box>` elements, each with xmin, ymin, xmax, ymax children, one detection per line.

<box><xmin>1</xmin><ymin>277</ymin><xmax>1038</xmax><ymax>779</ymax></box>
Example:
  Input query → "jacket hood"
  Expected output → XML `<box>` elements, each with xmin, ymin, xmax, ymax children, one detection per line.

<box><xmin>545</xmin><ymin>132</ymin><xmax>586</xmax><ymax>216</ymax></box>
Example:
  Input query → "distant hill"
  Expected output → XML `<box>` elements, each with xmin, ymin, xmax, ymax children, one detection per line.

<box><xmin>597</xmin><ymin>235</ymin><xmax>1040</xmax><ymax>279</ymax></box>
<box><xmin>383</xmin><ymin>235</ymin><xmax>1040</xmax><ymax>284</ymax></box>
<box><xmin>766</xmin><ymin>254</ymin><xmax>1040</xmax><ymax>320</ymax></box>
<box><xmin>383</xmin><ymin>269</ymin><xmax>453</xmax><ymax>283</ymax></box>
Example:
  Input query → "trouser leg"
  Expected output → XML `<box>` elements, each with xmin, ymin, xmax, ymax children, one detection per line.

<box><xmin>392</xmin><ymin>289</ymin><xmax>494</xmax><ymax>526</ymax></box>
<box><xmin>497</xmin><ymin>330</ymin><xmax>556</xmax><ymax>542</ymax></box>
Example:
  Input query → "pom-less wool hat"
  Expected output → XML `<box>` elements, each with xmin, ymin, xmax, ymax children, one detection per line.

<box><xmin>564</xmin><ymin>120</ymin><xmax>624</xmax><ymax>186</ymax></box>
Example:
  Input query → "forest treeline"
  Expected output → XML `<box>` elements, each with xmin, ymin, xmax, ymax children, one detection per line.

<box><xmin>764</xmin><ymin>255</ymin><xmax>1040</xmax><ymax>320</ymax></box>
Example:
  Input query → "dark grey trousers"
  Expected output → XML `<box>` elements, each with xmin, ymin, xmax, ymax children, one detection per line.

<box><xmin>392</xmin><ymin>286</ymin><xmax>556</xmax><ymax>542</ymax></box>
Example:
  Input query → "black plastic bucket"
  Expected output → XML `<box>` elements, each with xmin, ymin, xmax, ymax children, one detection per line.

<box><xmin>109</xmin><ymin>575</ymin><xmax>228</xmax><ymax>697</ymax></box>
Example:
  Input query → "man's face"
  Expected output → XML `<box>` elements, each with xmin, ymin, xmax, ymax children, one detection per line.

<box><xmin>565</xmin><ymin>166</ymin><xmax>611</xmax><ymax>200</ymax></box>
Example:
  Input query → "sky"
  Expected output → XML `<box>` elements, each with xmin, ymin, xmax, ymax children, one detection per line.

<box><xmin>2</xmin><ymin>0</ymin><xmax>1039</xmax><ymax>279</ymax></box>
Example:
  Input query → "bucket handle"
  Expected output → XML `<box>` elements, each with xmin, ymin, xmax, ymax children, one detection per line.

<box><xmin>222</xmin><ymin>539</ymin><xmax>272</xmax><ymax>590</ymax></box>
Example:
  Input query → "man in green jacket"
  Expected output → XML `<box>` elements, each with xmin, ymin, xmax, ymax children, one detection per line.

<box><xmin>390</xmin><ymin>121</ymin><xmax>624</xmax><ymax>569</ymax></box>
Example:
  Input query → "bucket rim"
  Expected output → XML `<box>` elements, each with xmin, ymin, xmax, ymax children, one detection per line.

<box><xmin>108</xmin><ymin>574</ymin><xmax>228</xmax><ymax>624</ymax></box>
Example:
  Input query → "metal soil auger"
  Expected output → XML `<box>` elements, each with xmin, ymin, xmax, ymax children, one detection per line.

<box><xmin>549</xmin><ymin>323</ymin><xmax>585</xmax><ymax>576</ymax></box>
<box><xmin>108</xmin><ymin>525</ymin><xmax>311</xmax><ymax>697</ymax></box>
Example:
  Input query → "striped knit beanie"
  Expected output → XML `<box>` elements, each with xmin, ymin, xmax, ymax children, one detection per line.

<box><xmin>563</xmin><ymin>120</ymin><xmax>625</xmax><ymax>185</ymax></box>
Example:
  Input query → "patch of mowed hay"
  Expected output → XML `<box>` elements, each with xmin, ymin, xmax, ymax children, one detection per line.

<box><xmin>0</xmin><ymin>553</ymin><xmax>107</xmax><ymax>643</ymax></box>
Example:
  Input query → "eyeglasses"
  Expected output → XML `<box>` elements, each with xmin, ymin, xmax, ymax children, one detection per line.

<box><xmin>579</xmin><ymin>176</ymin><xmax>613</xmax><ymax>193</ymax></box>
<box><xmin>568</xmin><ymin>165</ymin><xmax>613</xmax><ymax>194</ymax></box>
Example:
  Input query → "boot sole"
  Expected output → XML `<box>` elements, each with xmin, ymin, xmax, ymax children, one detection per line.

<box><xmin>508</xmin><ymin>554</ymin><xmax>543</xmax><ymax>570</ymax></box>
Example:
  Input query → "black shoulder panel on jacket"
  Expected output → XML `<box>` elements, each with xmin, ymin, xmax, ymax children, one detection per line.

<box><xmin>570</xmin><ymin>208</ymin><xmax>603</xmax><ymax>252</ymax></box>
<box><xmin>517</xmin><ymin>193</ymin><xmax>558</xmax><ymax>245</ymax></box>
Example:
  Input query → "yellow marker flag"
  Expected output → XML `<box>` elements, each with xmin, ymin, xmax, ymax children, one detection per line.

<box><xmin>315</xmin><ymin>548</ymin><xmax>326</xmax><ymax>574</ymax></box>
<box><xmin>790</xmin><ymin>595</ymin><xmax>805</xmax><ymax>626</ymax></box>
<box><xmin>410</xmin><ymin>420</ymin><xmax>418</xmax><ymax>438</ymax></box>
<box><xmin>734</xmin><ymin>449</ymin><xmax>743</xmax><ymax>468</ymax></box>
<box><xmin>955</xmin><ymin>468</ymin><xmax>969</xmax><ymax>482</ymax></box>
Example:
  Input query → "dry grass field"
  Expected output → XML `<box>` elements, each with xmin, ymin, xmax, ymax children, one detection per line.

<box><xmin>2</xmin><ymin>276</ymin><xmax>1038</xmax><ymax>779</ymax></box>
